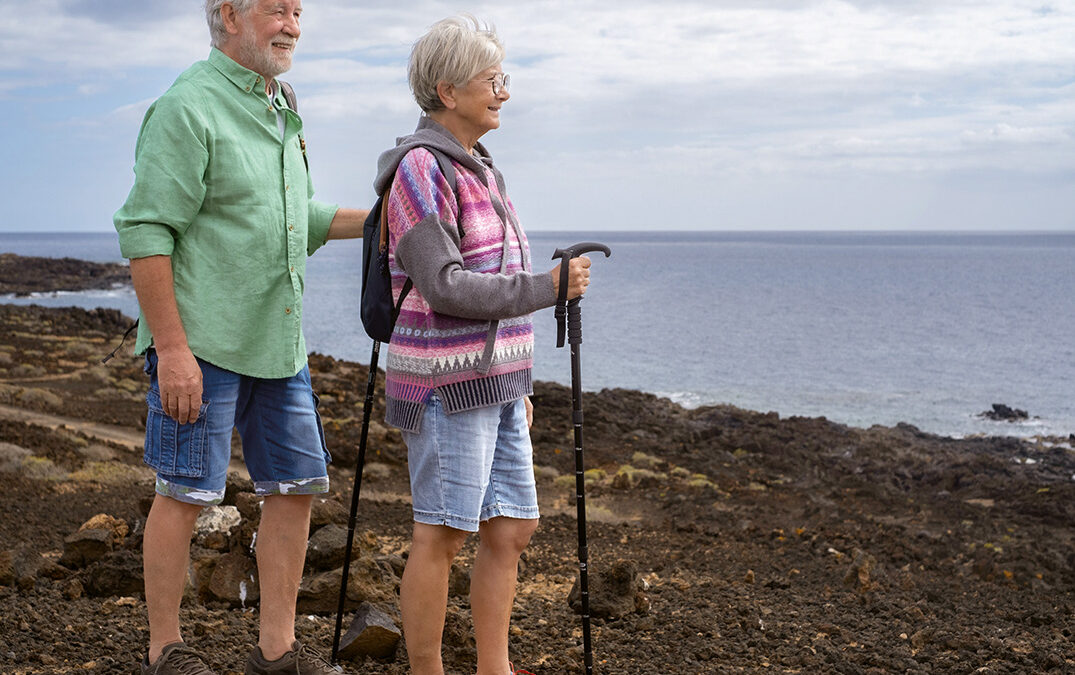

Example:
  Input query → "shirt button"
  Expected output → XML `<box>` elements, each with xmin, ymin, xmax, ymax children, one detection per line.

<box><xmin>289</xmin><ymin>224</ymin><xmax>294</xmax><ymax>231</ymax></box>
<box><xmin>285</xmin><ymin>307</ymin><xmax>292</xmax><ymax>315</ymax></box>
<box><xmin>290</xmin><ymin>266</ymin><xmax>295</xmax><ymax>273</ymax></box>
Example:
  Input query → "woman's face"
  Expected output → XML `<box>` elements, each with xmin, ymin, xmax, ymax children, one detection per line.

<box><xmin>450</xmin><ymin>65</ymin><xmax>510</xmax><ymax>138</ymax></box>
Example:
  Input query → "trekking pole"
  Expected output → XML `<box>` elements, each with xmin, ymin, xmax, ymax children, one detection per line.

<box><xmin>552</xmin><ymin>242</ymin><xmax>611</xmax><ymax>675</ymax></box>
<box><xmin>331</xmin><ymin>340</ymin><xmax>382</xmax><ymax>663</ymax></box>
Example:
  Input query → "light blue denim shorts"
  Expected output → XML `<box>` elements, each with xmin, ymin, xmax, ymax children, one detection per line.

<box><xmin>401</xmin><ymin>393</ymin><xmax>539</xmax><ymax>532</ymax></box>
<box><xmin>142</xmin><ymin>350</ymin><xmax>331</xmax><ymax>506</ymax></box>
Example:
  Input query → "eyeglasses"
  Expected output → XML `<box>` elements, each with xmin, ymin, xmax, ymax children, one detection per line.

<box><xmin>472</xmin><ymin>72</ymin><xmax>510</xmax><ymax>96</ymax></box>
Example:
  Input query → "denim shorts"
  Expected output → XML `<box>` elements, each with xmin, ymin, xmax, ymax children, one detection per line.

<box><xmin>142</xmin><ymin>350</ymin><xmax>330</xmax><ymax>506</ymax></box>
<box><xmin>401</xmin><ymin>393</ymin><xmax>539</xmax><ymax>532</ymax></box>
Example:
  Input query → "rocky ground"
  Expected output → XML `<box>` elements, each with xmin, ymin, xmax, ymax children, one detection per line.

<box><xmin>1</xmin><ymin>278</ymin><xmax>1075</xmax><ymax>673</ymax></box>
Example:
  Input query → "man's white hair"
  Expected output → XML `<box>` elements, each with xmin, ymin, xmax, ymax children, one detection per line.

<box><xmin>409</xmin><ymin>15</ymin><xmax>505</xmax><ymax>113</ymax></box>
<box><xmin>205</xmin><ymin>0</ymin><xmax>258</xmax><ymax>47</ymax></box>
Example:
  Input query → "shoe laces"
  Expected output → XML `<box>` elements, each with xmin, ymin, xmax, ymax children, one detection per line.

<box><xmin>164</xmin><ymin>645</ymin><xmax>214</xmax><ymax>674</ymax></box>
<box><xmin>509</xmin><ymin>662</ymin><xmax>536</xmax><ymax>675</ymax></box>
<box><xmin>294</xmin><ymin>643</ymin><xmax>342</xmax><ymax>674</ymax></box>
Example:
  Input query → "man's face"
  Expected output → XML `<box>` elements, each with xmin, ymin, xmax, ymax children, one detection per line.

<box><xmin>232</xmin><ymin>0</ymin><xmax>302</xmax><ymax>81</ymax></box>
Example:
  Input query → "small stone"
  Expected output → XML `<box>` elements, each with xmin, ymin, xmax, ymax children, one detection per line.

<box><xmin>63</xmin><ymin>579</ymin><xmax>84</xmax><ymax>600</ymax></box>
<box><xmin>78</xmin><ymin>513</ymin><xmax>129</xmax><ymax>545</ymax></box>
<box><xmin>338</xmin><ymin>602</ymin><xmax>402</xmax><ymax>661</ymax></box>
<box><xmin>306</xmin><ymin>523</ymin><xmax>349</xmax><ymax>571</ymax></box>
<box><xmin>568</xmin><ymin>560</ymin><xmax>647</xmax><ymax>619</ymax></box>
<box><xmin>843</xmin><ymin>548</ymin><xmax>878</xmax><ymax>591</ymax></box>
<box><xmin>193</xmin><ymin>505</ymin><xmax>241</xmax><ymax>551</ymax></box>
<box><xmin>61</xmin><ymin>528</ymin><xmax>114</xmax><ymax>568</ymax></box>
<box><xmin>310</xmin><ymin>497</ymin><xmax>348</xmax><ymax>528</ymax></box>
<box><xmin>208</xmin><ymin>551</ymin><xmax>259</xmax><ymax>608</ymax></box>
<box><xmin>448</xmin><ymin>563</ymin><xmax>471</xmax><ymax>598</ymax></box>
<box><xmin>83</xmin><ymin>550</ymin><xmax>144</xmax><ymax>597</ymax></box>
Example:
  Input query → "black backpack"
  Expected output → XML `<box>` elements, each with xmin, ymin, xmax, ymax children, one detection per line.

<box><xmin>360</xmin><ymin>147</ymin><xmax>461</xmax><ymax>342</ymax></box>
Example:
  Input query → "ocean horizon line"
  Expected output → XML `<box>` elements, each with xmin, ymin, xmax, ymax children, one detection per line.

<box><xmin>2</xmin><ymin>227</ymin><xmax>1073</xmax><ymax>237</ymax></box>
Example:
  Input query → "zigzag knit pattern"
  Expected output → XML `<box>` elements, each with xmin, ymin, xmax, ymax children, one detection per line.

<box><xmin>383</xmin><ymin>148</ymin><xmax>535</xmax><ymax>432</ymax></box>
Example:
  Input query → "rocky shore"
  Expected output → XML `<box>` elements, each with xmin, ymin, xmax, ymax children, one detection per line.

<box><xmin>0</xmin><ymin>253</ymin><xmax>131</xmax><ymax>297</ymax></box>
<box><xmin>2</xmin><ymin>296</ymin><xmax>1074</xmax><ymax>673</ymax></box>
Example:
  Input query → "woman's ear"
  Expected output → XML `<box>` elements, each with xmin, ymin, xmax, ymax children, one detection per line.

<box><xmin>436</xmin><ymin>81</ymin><xmax>457</xmax><ymax>111</ymax></box>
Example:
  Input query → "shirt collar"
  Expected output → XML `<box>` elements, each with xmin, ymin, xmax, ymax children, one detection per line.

<box><xmin>208</xmin><ymin>47</ymin><xmax>270</xmax><ymax>97</ymax></box>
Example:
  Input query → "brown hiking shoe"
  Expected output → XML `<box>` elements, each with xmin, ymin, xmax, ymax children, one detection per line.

<box><xmin>244</xmin><ymin>640</ymin><xmax>343</xmax><ymax>674</ymax></box>
<box><xmin>141</xmin><ymin>642</ymin><xmax>217</xmax><ymax>675</ymax></box>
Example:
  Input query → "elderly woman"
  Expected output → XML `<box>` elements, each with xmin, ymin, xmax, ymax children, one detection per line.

<box><xmin>372</xmin><ymin>15</ymin><xmax>591</xmax><ymax>675</ymax></box>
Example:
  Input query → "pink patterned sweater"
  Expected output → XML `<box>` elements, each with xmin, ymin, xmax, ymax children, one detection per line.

<box><xmin>376</xmin><ymin>118</ymin><xmax>556</xmax><ymax>432</ymax></box>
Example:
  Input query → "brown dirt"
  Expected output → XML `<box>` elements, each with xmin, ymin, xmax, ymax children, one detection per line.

<box><xmin>1</xmin><ymin>303</ymin><xmax>1074</xmax><ymax>674</ymax></box>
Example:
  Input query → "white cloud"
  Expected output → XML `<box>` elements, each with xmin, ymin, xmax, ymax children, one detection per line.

<box><xmin>1</xmin><ymin>0</ymin><xmax>1072</xmax><ymax>232</ymax></box>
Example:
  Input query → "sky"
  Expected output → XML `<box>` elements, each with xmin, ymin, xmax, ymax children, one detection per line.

<box><xmin>1</xmin><ymin>0</ymin><xmax>1073</xmax><ymax>233</ymax></box>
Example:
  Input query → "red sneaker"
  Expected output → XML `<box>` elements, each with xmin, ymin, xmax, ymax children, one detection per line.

<box><xmin>510</xmin><ymin>663</ymin><xmax>536</xmax><ymax>675</ymax></box>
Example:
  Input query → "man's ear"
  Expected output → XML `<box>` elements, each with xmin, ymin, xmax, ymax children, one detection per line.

<box><xmin>220</xmin><ymin>2</ymin><xmax>242</xmax><ymax>36</ymax></box>
<box><xmin>436</xmin><ymin>81</ymin><xmax>457</xmax><ymax>111</ymax></box>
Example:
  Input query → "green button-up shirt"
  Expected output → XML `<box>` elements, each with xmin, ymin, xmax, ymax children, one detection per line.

<box><xmin>114</xmin><ymin>48</ymin><xmax>338</xmax><ymax>378</ymax></box>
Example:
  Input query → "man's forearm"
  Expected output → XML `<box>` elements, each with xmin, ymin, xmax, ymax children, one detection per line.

<box><xmin>326</xmin><ymin>207</ymin><xmax>369</xmax><ymax>240</ymax></box>
<box><xmin>129</xmin><ymin>255</ymin><xmax>189</xmax><ymax>354</ymax></box>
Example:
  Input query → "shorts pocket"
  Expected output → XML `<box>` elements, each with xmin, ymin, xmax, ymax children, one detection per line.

<box><xmin>144</xmin><ymin>388</ymin><xmax>211</xmax><ymax>478</ymax></box>
<box><xmin>312</xmin><ymin>391</ymin><xmax>331</xmax><ymax>465</ymax></box>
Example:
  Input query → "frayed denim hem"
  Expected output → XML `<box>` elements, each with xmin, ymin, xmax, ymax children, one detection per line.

<box><xmin>413</xmin><ymin>510</ymin><xmax>481</xmax><ymax>533</ymax></box>
<box><xmin>480</xmin><ymin>504</ymin><xmax>540</xmax><ymax>522</ymax></box>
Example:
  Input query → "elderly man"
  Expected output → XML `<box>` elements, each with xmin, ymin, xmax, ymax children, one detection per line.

<box><xmin>114</xmin><ymin>1</ymin><xmax>362</xmax><ymax>674</ymax></box>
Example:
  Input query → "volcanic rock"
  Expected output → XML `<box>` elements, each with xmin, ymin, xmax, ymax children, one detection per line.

<box><xmin>306</xmin><ymin>523</ymin><xmax>349</xmax><ymax>571</ymax></box>
<box><xmin>338</xmin><ymin>602</ymin><xmax>402</xmax><ymax>661</ymax></box>
<box><xmin>980</xmin><ymin>403</ymin><xmax>1029</xmax><ymax>422</ymax></box>
<box><xmin>568</xmin><ymin>560</ymin><xmax>647</xmax><ymax>619</ymax></box>
<box><xmin>208</xmin><ymin>551</ymin><xmax>259</xmax><ymax>608</ymax></box>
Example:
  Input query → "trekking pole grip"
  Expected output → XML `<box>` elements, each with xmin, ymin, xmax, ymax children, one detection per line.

<box><xmin>552</xmin><ymin>242</ymin><xmax>611</xmax><ymax>348</ymax></box>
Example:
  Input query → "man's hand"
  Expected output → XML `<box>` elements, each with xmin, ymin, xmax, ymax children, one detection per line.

<box><xmin>524</xmin><ymin>395</ymin><xmax>533</xmax><ymax>429</ymax></box>
<box><xmin>550</xmin><ymin>256</ymin><xmax>592</xmax><ymax>300</ymax></box>
<box><xmin>156</xmin><ymin>347</ymin><xmax>203</xmax><ymax>424</ymax></box>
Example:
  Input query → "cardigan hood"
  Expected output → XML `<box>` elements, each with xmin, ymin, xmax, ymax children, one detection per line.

<box><xmin>374</xmin><ymin>116</ymin><xmax>501</xmax><ymax>198</ymax></box>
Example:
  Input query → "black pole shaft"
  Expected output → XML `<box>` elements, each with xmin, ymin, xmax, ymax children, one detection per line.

<box><xmin>568</xmin><ymin>298</ymin><xmax>593</xmax><ymax>675</ymax></box>
<box><xmin>331</xmin><ymin>340</ymin><xmax>380</xmax><ymax>663</ymax></box>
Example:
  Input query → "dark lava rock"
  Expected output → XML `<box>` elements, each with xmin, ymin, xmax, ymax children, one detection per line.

<box><xmin>83</xmin><ymin>550</ymin><xmax>144</xmax><ymax>597</ymax></box>
<box><xmin>60</xmin><ymin>528</ymin><xmax>114</xmax><ymax>569</ymax></box>
<box><xmin>0</xmin><ymin>253</ymin><xmax>130</xmax><ymax>296</ymax></box>
<box><xmin>980</xmin><ymin>403</ymin><xmax>1029</xmax><ymax>422</ymax></box>
<box><xmin>338</xmin><ymin>602</ymin><xmax>401</xmax><ymax>661</ymax></box>
<box><xmin>568</xmin><ymin>559</ymin><xmax>647</xmax><ymax>619</ymax></box>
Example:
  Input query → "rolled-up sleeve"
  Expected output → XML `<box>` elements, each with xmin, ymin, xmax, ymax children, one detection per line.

<box><xmin>306</xmin><ymin>199</ymin><xmax>338</xmax><ymax>256</ymax></box>
<box><xmin>114</xmin><ymin>91</ymin><xmax>209</xmax><ymax>260</ymax></box>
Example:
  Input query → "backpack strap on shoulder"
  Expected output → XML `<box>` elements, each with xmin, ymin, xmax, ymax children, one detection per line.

<box><xmin>427</xmin><ymin>148</ymin><xmax>465</xmax><ymax>241</ymax></box>
<box><xmin>278</xmin><ymin>81</ymin><xmax>308</xmax><ymax>171</ymax></box>
<box><xmin>279</xmin><ymin>80</ymin><xmax>298</xmax><ymax>112</ymax></box>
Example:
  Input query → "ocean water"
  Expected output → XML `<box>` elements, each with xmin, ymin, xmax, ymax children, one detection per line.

<box><xmin>3</xmin><ymin>230</ymin><xmax>1074</xmax><ymax>440</ymax></box>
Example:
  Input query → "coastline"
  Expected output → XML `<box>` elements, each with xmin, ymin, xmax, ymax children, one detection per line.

<box><xmin>3</xmin><ymin>249</ymin><xmax>1069</xmax><ymax>441</ymax></box>
<box><xmin>2</xmin><ymin>301</ymin><xmax>1075</xmax><ymax>672</ymax></box>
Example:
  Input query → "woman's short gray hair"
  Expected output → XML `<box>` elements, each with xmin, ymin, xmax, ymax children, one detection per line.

<box><xmin>205</xmin><ymin>0</ymin><xmax>257</xmax><ymax>47</ymax></box>
<box><xmin>409</xmin><ymin>15</ymin><xmax>505</xmax><ymax>113</ymax></box>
